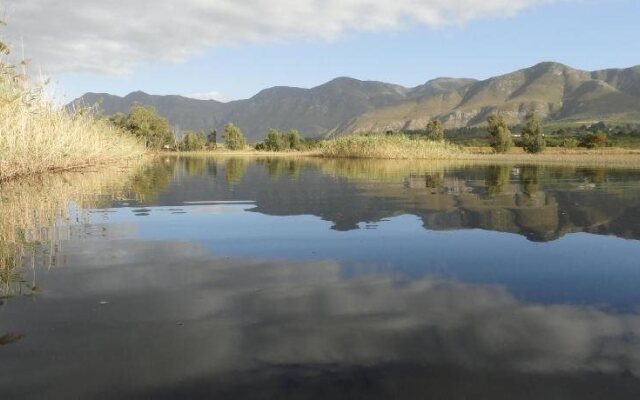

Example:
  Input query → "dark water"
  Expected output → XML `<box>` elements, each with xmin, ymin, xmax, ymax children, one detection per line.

<box><xmin>2</xmin><ymin>157</ymin><xmax>640</xmax><ymax>399</ymax></box>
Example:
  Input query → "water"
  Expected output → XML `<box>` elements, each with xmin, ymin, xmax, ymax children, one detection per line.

<box><xmin>2</xmin><ymin>157</ymin><xmax>640</xmax><ymax>399</ymax></box>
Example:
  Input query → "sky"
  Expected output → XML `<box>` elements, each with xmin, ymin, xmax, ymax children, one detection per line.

<box><xmin>3</xmin><ymin>0</ymin><xmax>639</xmax><ymax>103</ymax></box>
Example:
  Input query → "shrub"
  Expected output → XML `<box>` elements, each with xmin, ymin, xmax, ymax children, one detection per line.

<box><xmin>264</xmin><ymin>129</ymin><xmax>289</xmax><ymax>151</ymax></box>
<box><xmin>111</xmin><ymin>104</ymin><xmax>174</xmax><ymax>150</ymax></box>
<box><xmin>521</xmin><ymin>112</ymin><xmax>546</xmax><ymax>153</ymax></box>
<box><xmin>561</xmin><ymin>137</ymin><xmax>578</xmax><ymax>148</ymax></box>
<box><xmin>426</xmin><ymin>119</ymin><xmax>445</xmax><ymax>141</ymax></box>
<box><xmin>180</xmin><ymin>131</ymin><xmax>207</xmax><ymax>151</ymax></box>
<box><xmin>487</xmin><ymin>114</ymin><xmax>513</xmax><ymax>153</ymax></box>
<box><xmin>580</xmin><ymin>132</ymin><xmax>608</xmax><ymax>149</ymax></box>
<box><xmin>223</xmin><ymin>123</ymin><xmax>246</xmax><ymax>150</ymax></box>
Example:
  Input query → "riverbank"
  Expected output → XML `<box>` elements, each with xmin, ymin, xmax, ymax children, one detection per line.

<box><xmin>0</xmin><ymin>63</ymin><xmax>145</xmax><ymax>182</ymax></box>
<box><xmin>163</xmin><ymin>138</ymin><xmax>640</xmax><ymax>168</ymax></box>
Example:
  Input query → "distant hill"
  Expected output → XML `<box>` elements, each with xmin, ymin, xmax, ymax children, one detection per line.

<box><xmin>70</xmin><ymin>62</ymin><xmax>640</xmax><ymax>141</ymax></box>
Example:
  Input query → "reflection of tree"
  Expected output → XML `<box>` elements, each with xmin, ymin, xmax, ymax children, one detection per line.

<box><xmin>225</xmin><ymin>158</ymin><xmax>247</xmax><ymax>185</ymax></box>
<box><xmin>425</xmin><ymin>172</ymin><xmax>444</xmax><ymax>189</ymax></box>
<box><xmin>485</xmin><ymin>165</ymin><xmax>511</xmax><ymax>196</ymax></box>
<box><xmin>260</xmin><ymin>158</ymin><xmax>301</xmax><ymax>181</ymax></box>
<box><xmin>581</xmin><ymin>168</ymin><xmax>607</xmax><ymax>184</ymax></box>
<box><xmin>520</xmin><ymin>166</ymin><xmax>540</xmax><ymax>197</ymax></box>
<box><xmin>129</xmin><ymin>159</ymin><xmax>176</xmax><ymax>203</ymax></box>
<box><xmin>183</xmin><ymin>157</ymin><xmax>207</xmax><ymax>177</ymax></box>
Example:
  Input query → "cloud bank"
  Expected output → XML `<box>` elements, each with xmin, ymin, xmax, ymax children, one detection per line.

<box><xmin>4</xmin><ymin>0</ymin><xmax>552</xmax><ymax>74</ymax></box>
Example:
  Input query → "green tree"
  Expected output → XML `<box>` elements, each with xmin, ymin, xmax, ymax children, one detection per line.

<box><xmin>124</xmin><ymin>104</ymin><xmax>174</xmax><ymax>150</ymax></box>
<box><xmin>521</xmin><ymin>113</ymin><xmax>546</xmax><ymax>154</ymax></box>
<box><xmin>207</xmin><ymin>129</ymin><xmax>217</xmax><ymax>148</ymax></box>
<box><xmin>487</xmin><ymin>114</ymin><xmax>513</xmax><ymax>153</ymax></box>
<box><xmin>223</xmin><ymin>123</ymin><xmax>246</xmax><ymax>150</ymax></box>
<box><xmin>264</xmin><ymin>129</ymin><xmax>286</xmax><ymax>151</ymax></box>
<box><xmin>180</xmin><ymin>131</ymin><xmax>207</xmax><ymax>151</ymax></box>
<box><xmin>287</xmin><ymin>129</ymin><xmax>302</xmax><ymax>150</ymax></box>
<box><xmin>426</xmin><ymin>119</ymin><xmax>444</xmax><ymax>141</ymax></box>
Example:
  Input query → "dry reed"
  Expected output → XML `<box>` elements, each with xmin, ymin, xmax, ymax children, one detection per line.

<box><xmin>0</xmin><ymin>55</ymin><xmax>144</xmax><ymax>181</ymax></box>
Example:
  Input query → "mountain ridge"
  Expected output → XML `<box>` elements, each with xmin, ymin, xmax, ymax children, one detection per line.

<box><xmin>70</xmin><ymin>62</ymin><xmax>640</xmax><ymax>141</ymax></box>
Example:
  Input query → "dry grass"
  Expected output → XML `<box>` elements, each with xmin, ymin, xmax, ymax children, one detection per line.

<box><xmin>318</xmin><ymin>134</ymin><xmax>640</xmax><ymax>167</ymax></box>
<box><xmin>0</xmin><ymin>67</ymin><xmax>144</xmax><ymax>181</ymax></box>
<box><xmin>459</xmin><ymin>147</ymin><xmax>640</xmax><ymax>167</ymax></box>
<box><xmin>320</xmin><ymin>135</ymin><xmax>466</xmax><ymax>160</ymax></box>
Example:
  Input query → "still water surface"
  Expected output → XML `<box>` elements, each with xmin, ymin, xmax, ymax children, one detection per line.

<box><xmin>2</xmin><ymin>157</ymin><xmax>640</xmax><ymax>399</ymax></box>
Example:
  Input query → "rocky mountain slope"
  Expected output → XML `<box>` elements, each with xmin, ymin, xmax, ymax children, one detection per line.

<box><xmin>70</xmin><ymin>62</ymin><xmax>640</xmax><ymax>141</ymax></box>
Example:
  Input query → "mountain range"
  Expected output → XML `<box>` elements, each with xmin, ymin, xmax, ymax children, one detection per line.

<box><xmin>70</xmin><ymin>62</ymin><xmax>640</xmax><ymax>141</ymax></box>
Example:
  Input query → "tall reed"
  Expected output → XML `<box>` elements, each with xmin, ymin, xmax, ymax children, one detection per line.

<box><xmin>0</xmin><ymin>42</ymin><xmax>144</xmax><ymax>181</ymax></box>
<box><xmin>320</xmin><ymin>135</ymin><xmax>466</xmax><ymax>160</ymax></box>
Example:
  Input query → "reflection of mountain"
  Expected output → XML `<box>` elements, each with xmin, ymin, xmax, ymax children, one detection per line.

<box><xmin>4</xmin><ymin>239</ymin><xmax>640</xmax><ymax>398</ymax></box>
<box><xmin>142</xmin><ymin>158</ymin><xmax>640</xmax><ymax>242</ymax></box>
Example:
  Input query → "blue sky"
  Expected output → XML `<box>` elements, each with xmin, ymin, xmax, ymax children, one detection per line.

<box><xmin>7</xmin><ymin>0</ymin><xmax>639</xmax><ymax>102</ymax></box>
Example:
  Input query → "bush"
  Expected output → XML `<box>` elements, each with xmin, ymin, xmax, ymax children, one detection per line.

<box><xmin>259</xmin><ymin>129</ymin><xmax>305</xmax><ymax>151</ymax></box>
<box><xmin>580</xmin><ymin>132</ymin><xmax>608</xmax><ymax>149</ymax></box>
<box><xmin>561</xmin><ymin>137</ymin><xmax>578</xmax><ymax>148</ymax></box>
<box><xmin>426</xmin><ymin>119</ymin><xmax>445</xmax><ymax>141</ymax></box>
<box><xmin>112</xmin><ymin>104</ymin><xmax>174</xmax><ymax>150</ymax></box>
<box><xmin>223</xmin><ymin>123</ymin><xmax>246</xmax><ymax>150</ymax></box>
<box><xmin>521</xmin><ymin>112</ymin><xmax>545</xmax><ymax>153</ymax></box>
<box><xmin>180</xmin><ymin>131</ymin><xmax>207</xmax><ymax>151</ymax></box>
<box><xmin>487</xmin><ymin>114</ymin><xmax>513</xmax><ymax>153</ymax></box>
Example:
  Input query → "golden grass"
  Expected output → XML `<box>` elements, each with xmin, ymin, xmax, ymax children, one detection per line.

<box><xmin>0</xmin><ymin>72</ymin><xmax>145</xmax><ymax>182</ymax></box>
<box><xmin>320</xmin><ymin>135</ymin><xmax>467</xmax><ymax>160</ymax></box>
<box><xmin>317</xmin><ymin>134</ymin><xmax>640</xmax><ymax>167</ymax></box>
<box><xmin>459</xmin><ymin>147</ymin><xmax>640</xmax><ymax>167</ymax></box>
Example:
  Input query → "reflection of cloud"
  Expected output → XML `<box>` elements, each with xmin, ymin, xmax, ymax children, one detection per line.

<box><xmin>3</xmin><ymin>239</ymin><xmax>640</xmax><ymax>398</ymax></box>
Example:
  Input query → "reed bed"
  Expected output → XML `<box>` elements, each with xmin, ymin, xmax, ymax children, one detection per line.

<box><xmin>320</xmin><ymin>135</ymin><xmax>466</xmax><ymax>160</ymax></box>
<box><xmin>0</xmin><ymin>64</ymin><xmax>144</xmax><ymax>181</ymax></box>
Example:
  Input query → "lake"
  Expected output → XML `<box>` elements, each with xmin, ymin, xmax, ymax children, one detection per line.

<box><xmin>2</xmin><ymin>156</ymin><xmax>640</xmax><ymax>399</ymax></box>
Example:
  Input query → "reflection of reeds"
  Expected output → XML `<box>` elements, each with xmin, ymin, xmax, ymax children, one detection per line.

<box><xmin>0</xmin><ymin>163</ymin><xmax>169</xmax><ymax>296</ymax></box>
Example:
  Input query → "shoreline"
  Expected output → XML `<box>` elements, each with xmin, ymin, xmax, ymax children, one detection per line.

<box><xmin>158</xmin><ymin>147</ymin><xmax>640</xmax><ymax>168</ymax></box>
<box><xmin>4</xmin><ymin>147</ymin><xmax>640</xmax><ymax>185</ymax></box>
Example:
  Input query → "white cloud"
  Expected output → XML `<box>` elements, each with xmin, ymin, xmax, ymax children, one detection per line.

<box><xmin>3</xmin><ymin>0</ymin><xmax>554</xmax><ymax>74</ymax></box>
<box><xmin>184</xmin><ymin>90</ymin><xmax>233</xmax><ymax>102</ymax></box>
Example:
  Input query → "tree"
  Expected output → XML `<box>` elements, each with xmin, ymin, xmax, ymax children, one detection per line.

<box><xmin>180</xmin><ymin>131</ymin><xmax>207</xmax><ymax>151</ymax></box>
<box><xmin>487</xmin><ymin>114</ymin><xmax>513</xmax><ymax>153</ymax></box>
<box><xmin>264</xmin><ymin>129</ymin><xmax>287</xmax><ymax>151</ymax></box>
<box><xmin>223</xmin><ymin>123</ymin><xmax>246</xmax><ymax>150</ymax></box>
<box><xmin>207</xmin><ymin>129</ymin><xmax>217</xmax><ymax>148</ymax></box>
<box><xmin>123</xmin><ymin>104</ymin><xmax>174</xmax><ymax>150</ymax></box>
<box><xmin>287</xmin><ymin>129</ymin><xmax>302</xmax><ymax>150</ymax></box>
<box><xmin>521</xmin><ymin>112</ymin><xmax>546</xmax><ymax>153</ymax></box>
<box><xmin>426</xmin><ymin>119</ymin><xmax>444</xmax><ymax>141</ymax></box>
<box><xmin>581</xmin><ymin>131</ymin><xmax>608</xmax><ymax>148</ymax></box>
